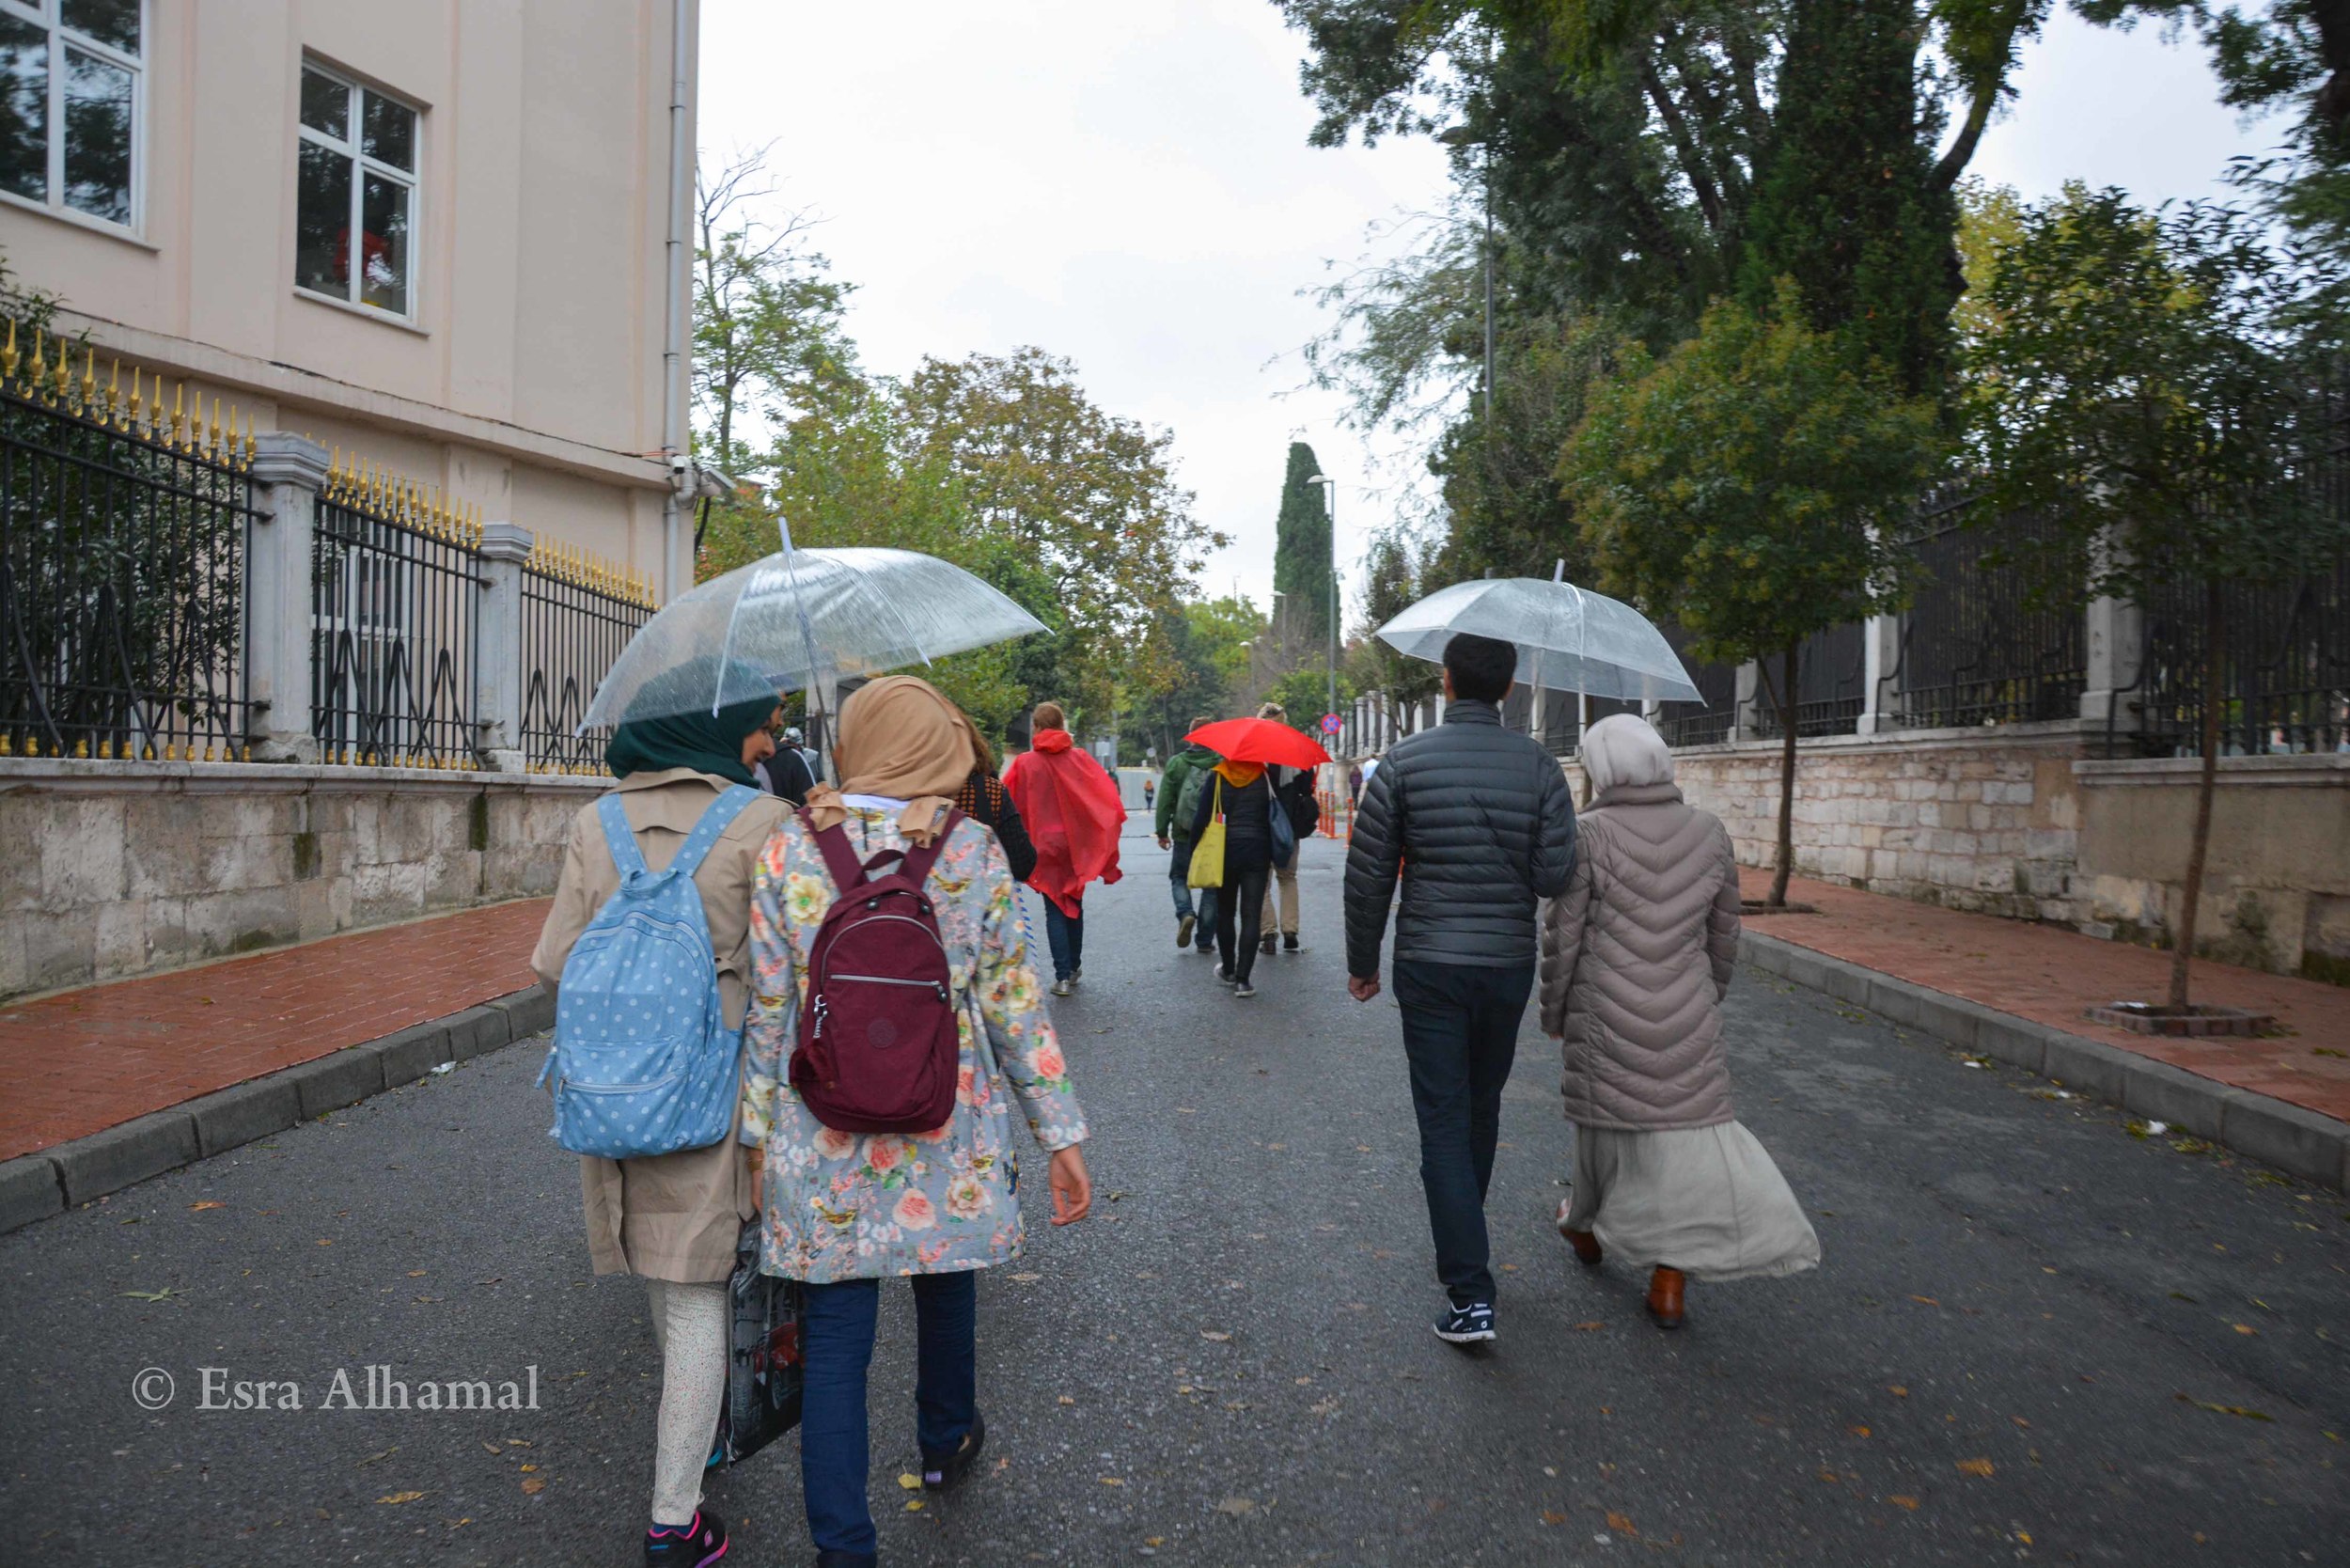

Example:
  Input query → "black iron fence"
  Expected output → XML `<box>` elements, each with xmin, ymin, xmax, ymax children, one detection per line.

<box><xmin>519</xmin><ymin>541</ymin><xmax>655</xmax><ymax>773</ymax></box>
<box><xmin>1654</xmin><ymin>619</ymin><xmax>1740</xmax><ymax>746</ymax></box>
<box><xmin>310</xmin><ymin>463</ymin><xmax>481</xmax><ymax>768</ymax></box>
<box><xmin>1</xmin><ymin>325</ymin><xmax>258</xmax><ymax>761</ymax></box>
<box><xmin>1753</xmin><ymin>619</ymin><xmax>1866</xmax><ymax>739</ymax></box>
<box><xmin>2130</xmin><ymin>558</ymin><xmax>2350</xmax><ymax>757</ymax></box>
<box><xmin>1888</xmin><ymin>506</ymin><xmax>2086</xmax><ymax>730</ymax></box>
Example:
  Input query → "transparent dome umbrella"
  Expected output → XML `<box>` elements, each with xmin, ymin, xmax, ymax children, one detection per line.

<box><xmin>581</xmin><ymin>541</ymin><xmax>1048</xmax><ymax>731</ymax></box>
<box><xmin>1372</xmin><ymin>567</ymin><xmax>1700</xmax><ymax>702</ymax></box>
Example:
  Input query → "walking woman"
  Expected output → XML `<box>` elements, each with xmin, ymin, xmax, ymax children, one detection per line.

<box><xmin>742</xmin><ymin>675</ymin><xmax>1092</xmax><ymax>1568</ymax></box>
<box><xmin>1539</xmin><ymin>714</ymin><xmax>1819</xmax><ymax>1329</ymax></box>
<box><xmin>1001</xmin><ymin>700</ymin><xmax>1126</xmax><ymax>997</ymax></box>
<box><xmin>950</xmin><ymin>713</ymin><xmax>1039</xmax><ymax>884</ymax></box>
<box><xmin>1192</xmin><ymin>753</ymin><xmax>1276</xmax><ymax>998</ymax></box>
<box><xmin>529</xmin><ymin>666</ymin><xmax>788</xmax><ymax>1567</ymax></box>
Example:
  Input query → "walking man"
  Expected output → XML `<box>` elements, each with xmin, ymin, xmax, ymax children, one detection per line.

<box><xmin>1343</xmin><ymin>633</ymin><xmax>1576</xmax><ymax>1346</ymax></box>
<box><xmin>1156</xmin><ymin>718</ymin><xmax>1220</xmax><ymax>951</ymax></box>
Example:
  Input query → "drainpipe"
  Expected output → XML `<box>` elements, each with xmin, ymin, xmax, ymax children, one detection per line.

<box><xmin>659</xmin><ymin>0</ymin><xmax>696</xmax><ymax>601</ymax></box>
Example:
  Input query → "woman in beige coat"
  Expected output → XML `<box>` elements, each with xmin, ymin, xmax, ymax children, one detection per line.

<box><xmin>1539</xmin><ymin>713</ymin><xmax>1818</xmax><ymax>1329</ymax></box>
<box><xmin>530</xmin><ymin>678</ymin><xmax>787</xmax><ymax>1567</ymax></box>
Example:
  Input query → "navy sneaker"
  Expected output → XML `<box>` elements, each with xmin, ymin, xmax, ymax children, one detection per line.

<box><xmin>645</xmin><ymin>1508</ymin><xmax>728</xmax><ymax>1566</ymax></box>
<box><xmin>1434</xmin><ymin>1302</ymin><xmax>1496</xmax><ymax>1345</ymax></box>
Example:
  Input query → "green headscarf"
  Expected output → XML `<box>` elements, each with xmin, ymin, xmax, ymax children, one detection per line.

<box><xmin>603</xmin><ymin>657</ymin><xmax>778</xmax><ymax>786</ymax></box>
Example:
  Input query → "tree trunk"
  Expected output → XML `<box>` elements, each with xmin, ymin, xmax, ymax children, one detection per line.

<box><xmin>1770</xmin><ymin>637</ymin><xmax>1799</xmax><ymax>907</ymax></box>
<box><xmin>2168</xmin><ymin>582</ymin><xmax>2225</xmax><ymax>1011</ymax></box>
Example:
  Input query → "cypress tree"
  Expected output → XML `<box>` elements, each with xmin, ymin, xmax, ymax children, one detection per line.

<box><xmin>1737</xmin><ymin>0</ymin><xmax>1961</xmax><ymax>396</ymax></box>
<box><xmin>1271</xmin><ymin>440</ymin><xmax>1334</xmax><ymax>647</ymax></box>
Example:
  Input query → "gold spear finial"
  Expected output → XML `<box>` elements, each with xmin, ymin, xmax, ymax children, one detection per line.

<box><xmin>2</xmin><ymin>317</ymin><xmax>17</xmax><ymax>383</ymax></box>
<box><xmin>80</xmin><ymin>346</ymin><xmax>96</xmax><ymax>410</ymax></box>
<box><xmin>105</xmin><ymin>355</ymin><xmax>120</xmax><ymax>424</ymax></box>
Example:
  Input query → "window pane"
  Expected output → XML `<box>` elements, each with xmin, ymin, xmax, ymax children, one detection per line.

<box><xmin>300</xmin><ymin>67</ymin><xmax>348</xmax><ymax>139</ymax></box>
<box><xmin>62</xmin><ymin>47</ymin><xmax>132</xmax><ymax>223</ymax></box>
<box><xmin>0</xmin><ymin>13</ymin><xmax>45</xmax><ymax>203</ymax></box>
<box><xmin>359</xmin><ymin>173</ymin><xmax>409</xmax><ymax>313</ymax></box>
<box><xmin>361</xmin><ymin>91</ymin><xmax>414</xmax><ymax>172</ymax></box>
<box><xmin>295</xmin><ymin>141</ymin><xmax>352</xmax><ymax>297</ymax></box>
<box><xmin>61</xmin><ymin>0</ymin><xmax>140</xmax><ymax>55</ymax></box>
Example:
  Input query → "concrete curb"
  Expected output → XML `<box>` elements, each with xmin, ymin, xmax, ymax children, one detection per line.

<box><xmin>1739</xmin><ymin>931</ymin><xmax>2350</xmax><ymax>1193</ymax></box>
<box><xmin>0</xmin><ymin>985</ymin><xmax>554</xmax><ymax>1237</ymax></box>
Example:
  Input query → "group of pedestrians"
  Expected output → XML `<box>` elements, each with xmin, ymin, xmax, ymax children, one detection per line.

<box><xmin>1344</xmin><ymin>631</ymin><xmax>1818</xmax><ymax>1344</ymax></box>
<box><xmin>533</xmin><ymin>674</ymin><xmax>1095</xmax><ymax>1568</ymax></box>
<box><xmin>1153</xmin><ymin>702</ymin><xmax>1317</xmax><ymax>999</ymax></box>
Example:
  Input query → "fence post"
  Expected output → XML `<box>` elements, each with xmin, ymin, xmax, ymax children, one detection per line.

<box><xmin>1732</xmin><ymin>660</ymin><xmax>1764</xmax><ymax>740</ymax></box>
<box><xmin>2079</xmin><ymin>591</ymin><xmax>2144</xmax><ymax>729</ymax></box>
<box><xmin>1856</xmin><ymin>614</ymin><xmax>1901</xmax><ymax>734</ymax></box>
<box><xmin>473</xmin><ymin>522</ymin><xmax>534</xmax><ymax>773</ymax></box>
<box><xmin>245</xmin><ymin>432</ymin><xmax>329</xmax><ymax>763</ymax></box>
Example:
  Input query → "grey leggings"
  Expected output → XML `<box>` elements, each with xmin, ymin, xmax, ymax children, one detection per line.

<box><xmin>646</xmin><ymin>1278</ymin><xmax>728</xmax><ymax>1526</ymax></box>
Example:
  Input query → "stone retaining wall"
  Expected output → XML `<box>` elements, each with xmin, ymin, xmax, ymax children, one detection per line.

<box><xmin>0</xmin><ymin>760</ymin><xmax>603</xmax><ymax>999</ymax></box>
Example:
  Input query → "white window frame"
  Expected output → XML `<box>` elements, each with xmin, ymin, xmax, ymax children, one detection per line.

<box><xmin>0</xmin><ymin>0</ymin><xmax>147</xmax><ymax>238</ymax></box>
<box><xmin>292</xmin><ymin>57</ymin><xmax>420</xmax><ymax>322</ymax></box>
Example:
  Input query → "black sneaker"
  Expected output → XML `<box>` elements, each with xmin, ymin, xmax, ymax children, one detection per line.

<box><xmin>1234</xmin><ymin>981</ymin><xmax>1257</xmax><ymax>999</ymax></box>
<box><xmin>1177</xmin><ymin>915</ymin><xmax>1196</xmax><ymax>948</ymax></box>
<box><xmin>922</xmin><ymin>1409</ymin><xmax>987</xmax><ymax>1491</ymax></box>
<box><xmin>1434</xmin><ymin>1303</ymin><xmax>1496</xmax><ymax>1345</ymax></box>
<box><xmin>644</xmin><ymin>1509</ymin><xmax>728</xmax><ymax>1567</ymax></box>
<box><xmin>1283</xmin><ymin>933</ymin><xmax>1300</xmax><ymax>952</ymax></box>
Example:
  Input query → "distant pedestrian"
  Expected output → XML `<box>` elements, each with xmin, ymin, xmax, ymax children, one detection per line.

<box><xmin>528</xmin><ymin>668</ymin><xmax>789</xmax><ymax>1567</ymax></box>
<box><xmin>1252</xmin><ymin>701</ymin><xmax>1312</xmax><ymax>956</ymax></box>
<box><xmin>1154</xmin><ymin>718</ymin><xmax>1222</xmax><ymax>954</ymax></box>
<box><xmin>742</xmin><ymin>675</ymin><xmax>1092</xmax><ymax>1567</ymax></box>
<box><xmin>756</xmin><ymin>718</ymin><xmax>818</xmax><ymax>807</ymax></box>
<box><xmin>1344</xmin><ymin>632</ymin><xmax>1576</xmax><ymax>1347</ymax></box>
<box><xmin>1143</xmin><ymin>775</ymin><xmax>1156</xmax><ymax>810</ymax></box>
<box><xmin>950</xmin><ymin>714</ymin><xmax>1038</xmax><ymax>884</ymax></box>
<box><xmin>1192</xmin><ymin>753</ymin><xmax>1277</xmax><ymax>998</ymax></box>
<box><xmin>1003</xmin><ymin>701</ymin><xmax>1127</xmax><ymax>997</ymax></box>
<box><xmin>1348</xmin><ymin>761</ymin><xmax>1364</xmax><ymax>802</ymax></box>
<box><xmin>1540</xmin><ymin>714</ymin><xmax>1818</xmax><ymax>1330</ymax></box>
<box><xmin>784</xmin><ymin>725</ymin><xmax>822</xmax><ymax>784</ymax></box>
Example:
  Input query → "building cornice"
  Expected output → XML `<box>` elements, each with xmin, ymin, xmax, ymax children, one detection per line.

<box><xmin>49</xmin><ymin>308</ymin><xmax>674</xmax><ymax>494</ymax></box>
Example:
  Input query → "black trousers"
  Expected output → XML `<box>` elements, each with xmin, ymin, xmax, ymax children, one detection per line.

<box><xmin>1212</xmin><ymin>863</ymin><xmax>1272</xmax><ymax>982</ymax></box>
<box><xmin>1392</xmin><ymin>957</ymin><xmax>1536</xmax><ymax>1307</ymax></box>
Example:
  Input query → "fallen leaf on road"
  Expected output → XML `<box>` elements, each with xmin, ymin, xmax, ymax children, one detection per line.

<box><xmin>1058</xmin><ymin>1395</ymin><xmax>1074</xmax><ymax>1405</ymax></box>
<box><xmin>1176</xmin><ymin>1107</ymin><xmax>1198</xmax><ymax>1115</ymax></box>
<box><xmin>1888</xmin><ymin>1386</ymin><xmax>1908</xmax><ymax>1397</ymax></box>
<box><xmin>1888</xmin><ymin>1496</ymin><xmax>1919</xmax><ymax>1511</ymax></box>
<box><xmin>190</xmin><ymin>1201</ymin><xmax>224</xmax><ymax>1212</ymax></box>
<box><xmin>897</xmin><ymin>1474</ymin><xmax>922</xmax><ymax>1491</ymax></box>
<box><xmin>1572</xmin><ymin>1321</ymin><xmax>1606</xmax><ymax>1332</ymax></box>
<box><xmin>1201</xmin><ymin>1331</ymin><xmax>1231</xmax><ymax>1341</ymax></box>
<box><xmin>1214</xmin><ymin>1497</ymin><xmax>1256</xmax><ymax>1516</ymax></box>
<box><xmin>1956</xmin><ymin>1458</ymin><xmax>1995</xmax><ymax>1478</ymax></box>
<box><xmin>408</xmin><ymin>1270</ymin><xmax>427</xmax><ymax>1278</ymax></box>
<box><xmin>357</xmin><ymin>1448</ymin><xmax>397</xmax><ymax>1467</ymax></box>
<box><xmin>1541</xmin><ymin>1511</ymin><xmax>1567</xmax><ymax>1526</ymax></box>
<box><xmin>1606</xmin><ymin>1511</ymin><xmax>1638</xmax><ymax>1535</ymax></box>
<box><xmin>1849</xmin><ymin>1426</ymin><xmax>1872</xmax><ymax>1437</ymax></box>
<box><xmin>1010</xmin><ymin>1273</ymin><xmax>1041</xmax><ymax>1282</ymax></box>
<box><xmin>378</xmin><ymin>1492</ymin><xmax>427</xmax><ymax>1505</ymax></box>
<box><xmin>1818</xmin><ymin>1469</ymin><xmax>1841</xmax><ymax>1483</ymax></box>
<box><xmin>2232</xmin><ymin>1324</ymin><xmax>2258</xmax><ymax>1336</ymax></box>
<box><xmin>2176</xmin><ymin>1395</ymin><xmax>2273</xmax><ymax>1421</ymax></box>
<box><xmin>480</xmin><ymin>1442</ymin><xmax>501</xmax><ymax>1455</ymax></box>
<box><xmin>904</xmin><ymin>1499</ymin><xmax>924</xmax><ymax>1513</ymax></box>
<box><xmin>1100</xmin><ymin>1477</ymin><xmax>1124</xmax><ymax>1486</ymax></box>
<box><xmin>518</xmin><ymin>1465</ymin><xmax>536</xmax><ymax>1473</ymax></box>
<box><xmin>118</xmin><ymin>1289</ymin><xmax>180</xmax><ymax>1302</ymax></box>
<box><xmin>519</xmin><ymin>1478</ymin><xmax>544</xmax><ymax>1496</ymax></box>
<box><xmin>2012</xmin><ymin>1417</ymin><xmax>2030</xmax><ymax>1428</ymax></box>
<box><xmin>1909</xmin><ymin>1295</ymin><xmax>1940</xmax><ymax>1307</ymax></box>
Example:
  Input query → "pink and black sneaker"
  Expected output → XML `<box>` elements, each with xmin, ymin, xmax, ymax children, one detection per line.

<box><xmin>645</xmin><ymin>1509</ymin><xmax>728</xmax><ymax>1567</ymax></box>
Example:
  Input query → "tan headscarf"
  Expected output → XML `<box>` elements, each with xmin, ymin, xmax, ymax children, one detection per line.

<box><xmin>803</xmin><ymin>675</ymin><xmax>969</xmax><ymax>846</ymax></box>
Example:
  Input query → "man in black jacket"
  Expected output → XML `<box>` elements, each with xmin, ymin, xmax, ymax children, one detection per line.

<box><xmin>1344</xmin><ymin>632</ymin><xmax>1576</xmax><ymax>1347</ymax></box>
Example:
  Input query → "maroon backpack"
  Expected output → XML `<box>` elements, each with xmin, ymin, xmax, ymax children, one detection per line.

<box><xmin>789</xmin><ymin>809</ymin><xmax>964</xmax><ymax>1134</ymax></box>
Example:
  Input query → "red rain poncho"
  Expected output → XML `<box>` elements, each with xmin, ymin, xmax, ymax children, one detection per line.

<box><xmin>1002</xmin><ymin>729</ymin><xmax>1126</xmax><ymax>917</ymax></box>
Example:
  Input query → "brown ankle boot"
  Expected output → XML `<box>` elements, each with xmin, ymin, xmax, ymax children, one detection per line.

<box><xmin>1562</xmin><ymin>1229</ymin><xmax>1604</xmax><ymax>1268</ymax></box>
<box><xmin>1646</xmin><ymin>1266</ymin><xmax>1686</xmax><ymax>1329</ymax></box>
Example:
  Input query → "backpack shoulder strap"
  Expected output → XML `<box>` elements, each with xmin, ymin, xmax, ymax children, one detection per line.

<box><xmin>596</xmin><ymin>792</ymin><xmax>650</xmax><ymax>879</ymax></box>
<box><xmin>800</xmin><ymin>808</ymin><xmax>871</xmax><ymax>896</ymax></box>
<box><xmin>897</xmin><ymin>808</ymin><xmax>965</xmax><ymax>886</ymax></box>
<box><xmin>665</xmin><ymin>784</ymin><xmax>761</xmax><ymax>883</ymax></box>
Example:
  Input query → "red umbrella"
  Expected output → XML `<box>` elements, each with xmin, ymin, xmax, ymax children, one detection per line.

<box><xmin>1184</xmin><ymin>717</ymin><xmax>1331</xmax><ymax>769</ymax></box>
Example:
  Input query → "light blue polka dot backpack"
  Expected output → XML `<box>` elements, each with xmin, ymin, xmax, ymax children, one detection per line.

<box><xmin>539</xmin><ymin>786</ymin><xmax>760</xmax><ymax>1159</ymax></box>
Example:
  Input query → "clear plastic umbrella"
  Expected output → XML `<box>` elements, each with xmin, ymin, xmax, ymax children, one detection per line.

<box><xmin>1373</xmin><ymin>572</ymin><xmax>1700</xmax><ymax>701</ymax></box>
<box><xmin>581</xmin><ymin>544</ymin><xmax>1047</xmax><ymax>729</ymax></box>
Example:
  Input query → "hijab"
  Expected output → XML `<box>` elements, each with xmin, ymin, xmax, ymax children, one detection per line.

<box><xmin>1579</xmin><ymin>713</ymin><xmax>1675</xmax><ymax>796</ymax></box>
<box><xmin>604</xmin><ymin>657</ymin><xmax>776</xmax><ymax>786</ymax></box>
<box><xmin>804</xmin><ymin>675</ymin><xmax>969</xmax><ymax>845</ymax></box>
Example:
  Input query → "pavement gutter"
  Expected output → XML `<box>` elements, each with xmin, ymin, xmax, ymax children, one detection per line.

<box><xmin>0</xmin><ymin>986</ymin><xmax>555</xmax><ymax>1236</ymax></box>
<box><xmin>1739</xmin><ymin>930</ymin><xmax>2350</xmax><ymax>1195</ymax></box>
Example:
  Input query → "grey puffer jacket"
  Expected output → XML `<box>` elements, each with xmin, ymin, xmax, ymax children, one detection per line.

<box><xmin>1344</xmin><ymin>699</ymin><xmax>1578</xmax><ymax>975</ymax></box>
<box><xmin>1538</xmin><ymin>781</ymin><xmax>1742</xmax><ymax>1131</ymax></box>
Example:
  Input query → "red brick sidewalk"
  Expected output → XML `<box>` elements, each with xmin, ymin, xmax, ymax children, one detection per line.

<box><xmin>1740</xmin><ymin>869</ymin><xmax>2350</xmax><ymax>1123</ymax></box>
<box><xmin>0</xmin><ymin>901</ymin><xmax>550</xmax><ymax>1160</ymax></box>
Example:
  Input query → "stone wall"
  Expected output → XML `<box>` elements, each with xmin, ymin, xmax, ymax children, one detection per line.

<box><xmin>0</xmin><ymin>760</ymin><xmax>603</xmax><ymax>999</ymax></box>
<box><xmin>1560</xmin><ymin>720</ymin><xmax>2092</xmax><ymax>922</ymax></box>
<box><xmin>2074</xmin><ymin>754</ymin><xmax>2350</xmax><ymax>983</ymax></box>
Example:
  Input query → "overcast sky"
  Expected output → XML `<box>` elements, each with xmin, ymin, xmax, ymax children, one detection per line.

<box><xmin>697</xmin><ymin>4</ymin><xmax>2292</xmax><ymax>616</ymax></box>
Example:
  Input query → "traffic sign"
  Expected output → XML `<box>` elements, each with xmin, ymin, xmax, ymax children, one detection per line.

<box><xmin>1320</xmin><ymin>713</ymin><xmax>1342</xmax><ymax>735</ymax></box>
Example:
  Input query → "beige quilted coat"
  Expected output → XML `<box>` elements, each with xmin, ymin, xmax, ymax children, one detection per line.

<box><xmin>1539</xmin><ymin>781</ymin><xmax>1743</xmax><ymax>1131</ymax></box>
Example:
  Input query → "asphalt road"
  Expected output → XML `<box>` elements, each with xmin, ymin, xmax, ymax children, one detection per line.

<box><xmin>4</xmin><ymin>819</ymin><xmax>2346</xmax><ymax>1567</ymax></box>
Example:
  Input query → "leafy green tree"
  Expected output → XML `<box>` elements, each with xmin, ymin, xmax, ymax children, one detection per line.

<box><xmin>1348</xmin><ymin>529</ymin><xmax>1442</xmax><ymax>738</ymax></box>
<box><xmin>1273</xmin><ymin>442</ymin><xmax>1336</xmax><ymax>647</ymax></box>
<box><xmin>1965</xmin><ymin>188</ymin><xmax>2349</xmax><ymax>1008</ymax></box>
<box><xmin>1563</xmin><ymin>288</ymin><xmax>1946</xmax><ymax>904</ymax></box>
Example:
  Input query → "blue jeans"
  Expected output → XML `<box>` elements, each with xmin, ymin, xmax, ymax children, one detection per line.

<box><xmin>1392</xmin><ymin>959</ymin><xmax>1535</xmax><ymax>1307</ymax></box>
<box><xmin>1167</xmin><ymin>840</ymin><xmax>1215</xmax><ymax>934</ymax></box>
<box><xmin>798</xmin><ymin>1272</ymin><xmax>979</xmax><ymax>1557</ymax></box>
<box><xmin>1043</xmin><ymin>896</ymin><xmax>1084</xmax><ymax>980</ymax></box>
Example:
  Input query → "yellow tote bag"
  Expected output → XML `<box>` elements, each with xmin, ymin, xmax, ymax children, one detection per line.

<box><xmin>1186</xmin><ymin>778</ymin><xmax>1227</xmax><ymax>889</ymax></box>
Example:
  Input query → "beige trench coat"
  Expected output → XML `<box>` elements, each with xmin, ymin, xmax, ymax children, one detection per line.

<box><xmin>530</xmin><ymin>768</ymin><xmax>789</xmax><ymax>1284</ymax></box>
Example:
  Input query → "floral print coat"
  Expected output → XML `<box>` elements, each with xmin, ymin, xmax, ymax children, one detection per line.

<box><xmin>741</xmin><ymin>806</ymin><xmax>1089</xmax><ymax>1283</ymax></box>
